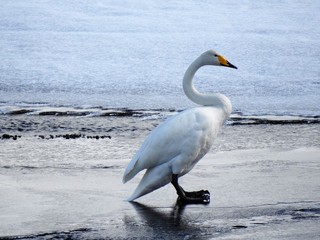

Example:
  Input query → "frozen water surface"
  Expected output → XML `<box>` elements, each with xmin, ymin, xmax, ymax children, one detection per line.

<box><xmin>0</xmin><ymin>114</ymin><xmax>319</xmax><ymax>239</ymax></box>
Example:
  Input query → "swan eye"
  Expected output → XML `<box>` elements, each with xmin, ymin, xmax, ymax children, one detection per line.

<box><xmin>214</xmin><ymin>54</ymin><xmax>218</xmax><ymax>57</ymax></box>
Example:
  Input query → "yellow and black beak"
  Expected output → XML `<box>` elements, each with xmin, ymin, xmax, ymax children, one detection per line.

<box><xmin>218</xmin><ymin>55</ymin><xmax>237</xmax><ymax>69</ymax></box>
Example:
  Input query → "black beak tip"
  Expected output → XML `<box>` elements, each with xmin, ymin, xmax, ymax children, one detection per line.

<box><xmin>227</xmin><ymin>61</ymin><xmax>237</xmax><ymax>69</ymax></box>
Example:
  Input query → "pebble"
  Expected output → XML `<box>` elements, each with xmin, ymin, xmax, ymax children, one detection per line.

<box><xmin>1</xmin><ymin>134</ymin><xmax>21</xmax><ymax>140</ymax></box>
<box><xmin>1</xmin><ymin>133</ymin><xmax>111</xmax><ymax>140</ymax></box>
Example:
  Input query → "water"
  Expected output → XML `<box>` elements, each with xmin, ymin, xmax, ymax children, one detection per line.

<box><xmin>0</xmin><ymin>0</ymin><xmax>319</xmax><ymax>115</ymax></box>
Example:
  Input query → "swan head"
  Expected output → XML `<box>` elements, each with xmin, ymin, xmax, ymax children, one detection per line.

<box><xmin>201</xmin><ymin>50</ymin><xmax>237</xmax><ymax>69</ymax></box>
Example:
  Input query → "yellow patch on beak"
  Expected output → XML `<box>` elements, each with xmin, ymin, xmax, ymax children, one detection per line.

<box><xmin>218</xmin><ymin>55</ymin><xmax>228</xmax><ymax>66</ymax></box>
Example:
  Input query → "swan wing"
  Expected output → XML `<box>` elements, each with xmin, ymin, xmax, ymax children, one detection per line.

<box><xmin>123</xmin><ymin>107</ymin><xmax>225</xmax><ymax>183</ymax></box>
<box><xmin>122</xmin><ymin>112</ymin><xmax>186</xmax><ymax>183</ymax></box>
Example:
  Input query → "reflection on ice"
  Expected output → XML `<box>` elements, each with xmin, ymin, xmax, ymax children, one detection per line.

<box><xmin>126</xmin><ymin>202</ymin><xmax>198</xmax><ymax>239</ymax></box>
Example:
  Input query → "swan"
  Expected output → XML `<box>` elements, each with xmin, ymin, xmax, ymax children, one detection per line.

<box><xmin>123</xmin><ymin>49</ymin><xmax>237</xmax><ymax>204</ymax></box>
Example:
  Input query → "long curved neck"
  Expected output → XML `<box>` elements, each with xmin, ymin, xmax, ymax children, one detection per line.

<box><xmin>182</xmin><ymin>55</ymin><xmax>232</xmax><ymax>118</ymax></box>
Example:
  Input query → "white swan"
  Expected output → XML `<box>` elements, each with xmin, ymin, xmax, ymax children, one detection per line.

<box><xmin>123</xmin><ymin>49</ymin><xmax>237</xmax><ymax>204</ymax></box>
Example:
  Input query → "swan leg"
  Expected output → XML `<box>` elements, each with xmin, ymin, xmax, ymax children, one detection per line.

<box><xmin>171</xmin><ymin>174</ymin><xmax>210</xmax><ymax>205</ymax></box>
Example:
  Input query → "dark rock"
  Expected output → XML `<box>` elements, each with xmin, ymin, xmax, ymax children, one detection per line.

<box><xmin>2</xmin><ymin>134</ymin><xmax>11</xmax><ymax>139</ymax></box>
<box><xmin>10</xmin><ymin>109</ymin><xmax>33</xmax><ymax>115</ymax></box>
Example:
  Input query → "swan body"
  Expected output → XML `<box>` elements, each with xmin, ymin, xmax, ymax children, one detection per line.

<box><xmin>123</xmin><ymin>49</ymin><xmax>237</xmax><ymax>203</ymax></box>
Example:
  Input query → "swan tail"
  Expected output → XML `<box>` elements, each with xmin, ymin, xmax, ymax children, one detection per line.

<box><xmin>123</xmin><ymin>168</ymin><xmax>138</xmax><ymax>184</ymax></box>
<box><xmin>122</xmin><ymin>156</ymin><xmax>141</xmax><ymax>183</ymax></box>
<box><xmin>127</xmin><ymin>163</ymin><xmax>172</xmax><ymax>201</ymax></box>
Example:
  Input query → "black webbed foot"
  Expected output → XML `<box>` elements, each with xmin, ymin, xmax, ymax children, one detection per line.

<box><xmin>184</xmin><ymin>189</ymin><xmax>210</xmax><ymax>198</ymax></box>
<box><xmin>177</xmin><ymin>190</ymin><xmax>210</xmax><ymax>205</ymax></box>
<box><xmin>171</xmin><ymin>174</ymin><xmax>210</xmax><ymax>205</ymax></box>
<box><xmin>176</xmin><ymin>191</ymin><xmax>210</xmax><ymax>205</ymax></box>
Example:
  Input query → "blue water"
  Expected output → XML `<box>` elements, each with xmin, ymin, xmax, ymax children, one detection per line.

<box><xmin>0</xmin><ymin>0</ymin><xmax>319</xmax><ymax>115</ymax></box>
